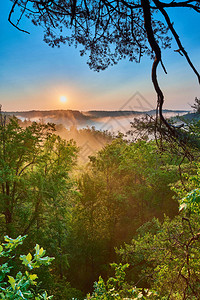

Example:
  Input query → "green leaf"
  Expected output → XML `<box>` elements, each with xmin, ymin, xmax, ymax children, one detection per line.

<box><xmin>8</xmin><ymin>275</ymin><xmax>16</xmax><ymax>290</ymax></box>
<box><xmin>35</xmin><ymin>244</ymin><xmax>40</xmax><ymax>255</ymax></box>
<box><xmin>29</xmin><ymin>274</ymin><xmax>38</xmax><ymax>282</ymax></box>
<box><xmin>39</xmin><ymin>247</ymin><xmax>44</xmax><ymax>256</ymax></box>
<box><xmin>26</xmin><ymin>253</ymin><xmax>32</xmax><ymax>263</ymax></box>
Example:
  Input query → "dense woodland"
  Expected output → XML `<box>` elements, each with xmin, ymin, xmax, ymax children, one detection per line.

<box><xmin>0</xmin><ymin>110</ymin><xmax>200</xmax><ymax>299</ymax></box>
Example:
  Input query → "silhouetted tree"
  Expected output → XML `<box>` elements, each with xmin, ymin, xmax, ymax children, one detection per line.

<box><xmin>8</xmin><ymin>0</ymin><xmax>200</xmax><ymax>132</ymax></box>
<box><xmin>191</xmin><ymin>97</ymin><xmax>200</xmax><ymax>114</ymax></box>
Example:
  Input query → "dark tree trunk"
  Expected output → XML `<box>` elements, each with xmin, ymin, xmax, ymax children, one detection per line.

<box><xmin>141</xmin><ymin>0</ymin><xmax>174</xmax><ymax>134</ymax></box>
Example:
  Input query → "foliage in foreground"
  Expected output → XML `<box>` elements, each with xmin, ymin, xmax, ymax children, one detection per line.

<box><xmin>0</xmin><ymin>235</ymin><xmax>54</xmax><ymax>299</ymax></box>
<box><xmin>172</xmin><ymin>162</ymin><xmax>200</xmax><ymax>214</ymax></box>
<box><xmin>87</xmin><ymin>263</ymin><xmax>157</xmax><ymax>300</ymax></box>
<box><xmin>119</xmin><ymin>214</ymin><xmax>200</xmax><ymax>299</ymax></box>
<box><xmin>88</xmin><ymin>215</ymin><xmax>200</xmax><ymax>299</ymax></box>
<box><xmin>87</xmin><ymin>169</ymin><xmax>200</xmax><ymax>300</ymax></box>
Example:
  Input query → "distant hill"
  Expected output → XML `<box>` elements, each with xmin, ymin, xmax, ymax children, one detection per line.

<box><xmin>175</xmin><ymin>112</ymin><xmax>200</xmax><ymax>122</ymax></box>
<box><xmin>5</xmin><ymin>109</ymin><xmax>88</xmax><ymax>120</ymax></box>
<box><xmin>3</xmin><ymin>109</ymin><xmax>190</xmax><ymax>130</ymax></box>
<box><xmin>84</xmin><ymin>109</ymin><xmax>189</xmax><ymax>118</ymax></box>
<box><xmin>4</xmin><ymin>110</ymin><xmax>89</xmax><ymax>127</ymax></box>
<box><xmin>84</xmin><ymin>110</ymin><xmax>142</xmax><ymax>118</ymax></box>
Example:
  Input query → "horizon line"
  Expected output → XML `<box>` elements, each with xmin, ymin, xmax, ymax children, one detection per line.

<box><xmin>1</xmin><ymin>108</ymin><xmax>190</xmax><ymax>113</ymax></box>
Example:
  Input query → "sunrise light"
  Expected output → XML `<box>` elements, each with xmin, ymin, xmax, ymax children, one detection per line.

<box><xmin>60</xmin><ymin>96</ymin><xmax>67</xmax><ymax>103</ymax></box>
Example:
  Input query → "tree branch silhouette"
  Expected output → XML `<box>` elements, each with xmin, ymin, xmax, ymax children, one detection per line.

<box><xmin>7</xmin><ymin>0</ymin><xmax>200</xmax><ymax>144</ymax></box>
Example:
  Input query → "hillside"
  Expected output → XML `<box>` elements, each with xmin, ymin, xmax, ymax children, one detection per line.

<box><xmin>175</xmin><ymin>112</ymin><xmax>200</xmax><ymax>122</ymax></box>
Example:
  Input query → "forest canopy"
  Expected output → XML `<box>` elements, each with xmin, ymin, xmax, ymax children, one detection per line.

<box><xmin>1</xmin><ymin>112</ymin><xmax>200</xmax><ymax>299</ymax></box>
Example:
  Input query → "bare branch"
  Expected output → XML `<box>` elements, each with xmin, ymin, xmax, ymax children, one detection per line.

<box><xmin>8</xmin><ymin>0</ymin><xmax>30</xmax><ymax>34</ymax></box>
<box><xmin>153</xmin><ymin>0</ymin><xmax>200</xmax><ymax>84</ymax></box>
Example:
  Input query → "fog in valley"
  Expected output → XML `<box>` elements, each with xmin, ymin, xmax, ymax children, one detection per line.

<box><xmin>7</xmin><ymin>109</ymin><xmax>188</xmax><ymax>161</ymax></box>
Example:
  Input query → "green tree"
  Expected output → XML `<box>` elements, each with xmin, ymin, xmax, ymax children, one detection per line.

<box><xmin>172</xmin><ymin>162</ymin><xmax>200</xmax><ymax>214</ymax></box>
<box><xmin>0</xmin><ymin>116</ymin><xmax>79</xmax><ymax>296</ymax></box>
<box><xmin>118</xmin><ymin>214</ymin><xmax>200</xmax><ymax>299</ymax></box>
<box><xmin>87</xmin><ymin>263</ymin><xmax>159</xmax><ymax>299</ymax></box>
<box><xmin>112</xmin><ymin>151</ymin><xmax>200</xmax><ymax>299</ymax></box>
<box><xmin>0</xmin><ymin>117</ymin><xmax>78</xmax><ymax>237</ymax></box>
<box><xmin>68</xmin><ymin>137</ymin><xmax>180</xmax><ymax>292</ymax></box>
<box><xmin>0</xmin><ymin>117</ymin><xmax>52</xmax><ymax>235</ymax></box>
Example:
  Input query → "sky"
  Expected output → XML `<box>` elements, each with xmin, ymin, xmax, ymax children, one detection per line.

<box><xmin>0</xmin><ymin>0</ymin><xmax>199</xmax><ymax>112</ymax></box>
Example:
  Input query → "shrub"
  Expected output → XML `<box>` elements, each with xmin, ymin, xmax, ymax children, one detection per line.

<box><xmin>0</xmin><ymin>235</ymin><xmax>54</xmax><ymax>299</ymax></box>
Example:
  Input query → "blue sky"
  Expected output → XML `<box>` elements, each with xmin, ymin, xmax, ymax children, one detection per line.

<box><xmin>0</xmin><ymin>0</ymin><xmax>199</xmax><ymax>111</ymax></box>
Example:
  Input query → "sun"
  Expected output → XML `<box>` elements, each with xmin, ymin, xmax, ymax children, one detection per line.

<box><xmin>60</xmin><ymin>95</ymin><xmax>67</xmax><ymax>103</ymax></box>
